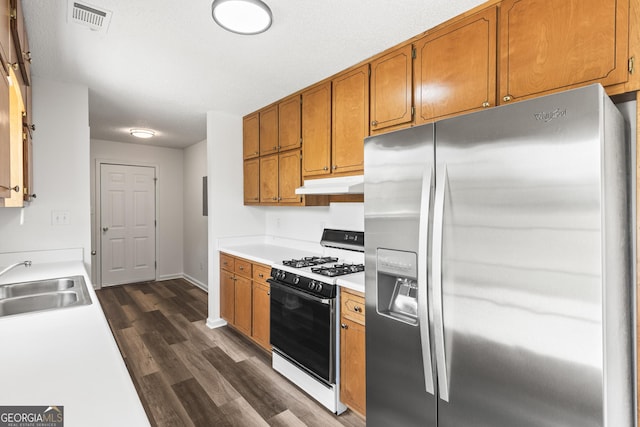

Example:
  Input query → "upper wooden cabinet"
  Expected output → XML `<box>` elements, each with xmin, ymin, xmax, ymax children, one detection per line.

<box><xmin>259</xmin><ymin>154</ymin><xmax>278</xmax><ymax>204</ymax></box>
<box><xmin>242</xmin><ymin>113</ymin><xmax>259</xmax><ymax>159</ymax></box>
<box><xmin>370</xmin><ymin>44</ymin><xmax>413</xmax><ymax>134</ymax></box>
<box><xmin>332</xmin><ymin>64</ymin><xmax>369</xmax><ymax>175</ymax></box>
<box><xmin>0</xmin><ymin>71</ymin><xmax>9</xmax><ymax>199</ymax></box>
<box><xmin>278</xmin><ymin>149</ymin><xmax>302</xmax><ymax>204</ymax></box>
<box><xmin>415</xmin><ymin>6</ymin><xmax>497</xmax><ymax>124</ymax></box>
<box><xmin>499</xmin><ymin>0</ymin><xmax>630</xmax><ymax>103</ymax></box>
<box><xmin>259</xmin><ymin>104</ymin><xmax>278</xmax><ymax>156</ymax></box>
<box><xmin>10</xmin><ymin>0</ymin><xmax>29</xmax><ymax>86</ymax></box>
<box><xmin>243</xmin><ymin>158</ymin><xmax>259</xmax><ymax>204</ymax></box>
<box><xmin>301</xmin><ymin>81</ymin><xmax>332</xmax><ymax>177</ymax></box>
<box><xmin>278</xmin><ymin>94</ymin><xmax>301</xmax><ymax>152</ymax></box>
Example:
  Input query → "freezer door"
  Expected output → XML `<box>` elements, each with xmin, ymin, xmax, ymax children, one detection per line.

<box><xmin>433</xmin><ymin>85</ymin><xmax>632</xmax><ymax>427</ymax></box>
<box><xmin>364</xmin><ymin>124</ymin><xmax>437</xmax><ymax>427</ymax></box>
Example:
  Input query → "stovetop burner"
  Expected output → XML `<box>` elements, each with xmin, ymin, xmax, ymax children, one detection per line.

<box><xmin>311</xmin><ymin>263</ymin><xmax>365</xmax><ymax>277</ymax></box>
<box><xmin>282</xmin><ymin>256</ymin><xmax>338</xmax><ymax>268</ymax></box>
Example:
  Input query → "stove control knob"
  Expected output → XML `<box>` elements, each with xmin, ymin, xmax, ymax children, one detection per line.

<box><xmin>316</xmin><ymin>283</ymin><xmax>323</xmax><ymax>293</ymax></box>
<box><xmin>308</xmin><ymin>280</ymin><xmax>316</xmax><ymax>291</ymax></box>
<box><xmin>279</xmin><ymin>271</ymin><xmax>286</xmax><ymax>281</ymax></box>
<box><xmin>293</xmin><ymin>276</ymin><xmax>300</xmax><ymax>285</ymax></box>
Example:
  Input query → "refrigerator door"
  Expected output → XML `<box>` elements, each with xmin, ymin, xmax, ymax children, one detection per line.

<box><xmin>364</xmin><ymin>124</ymin><xmax>436</xmax><ymax>427</ymax></box>
<box><xmin>433</xmin><ymin>84</ymin><xmax>632</xmax><ymax>427</ymax></box>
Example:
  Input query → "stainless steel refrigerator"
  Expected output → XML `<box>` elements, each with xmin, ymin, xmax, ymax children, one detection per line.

<box><xmin>364</xmin><ymin>84</ymin><xmax>635</xmax><ymax>427</ymax></box>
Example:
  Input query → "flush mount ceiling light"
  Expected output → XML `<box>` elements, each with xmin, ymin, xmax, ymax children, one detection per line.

<box><xmin>211</xmin><ymin>0</ymin><xmax>273</xmax><ymax>35</ymax></box>
<box><xmin>130</xmin><ymin>129</ymin><xmax>155</xmax><ymax>139</ymax></box>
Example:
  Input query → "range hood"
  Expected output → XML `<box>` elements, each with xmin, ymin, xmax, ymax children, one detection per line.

<box><xmin>295</xmin><ymin>175</ymin><xmax>364</xmax><ymax>195</ymax></box>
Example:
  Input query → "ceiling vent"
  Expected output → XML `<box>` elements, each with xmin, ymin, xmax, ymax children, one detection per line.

<box><xmin>68</xmin><ymin>1</ymin><xmax>112</xmax><ymax>32</ymax></box>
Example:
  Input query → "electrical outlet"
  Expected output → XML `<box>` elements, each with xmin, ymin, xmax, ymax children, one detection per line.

<box><xmin>51</xmin><ymin>210</ymin><xmax>70</xmax><ymax>225</ymax></box>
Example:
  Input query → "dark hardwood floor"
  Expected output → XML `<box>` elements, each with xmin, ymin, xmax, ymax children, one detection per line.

<box><xmin>96</xmin><ymin>279</ymin><xmax>365</xmax><ymax>427</ymax></box>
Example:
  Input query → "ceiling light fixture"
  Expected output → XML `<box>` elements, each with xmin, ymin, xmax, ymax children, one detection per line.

<box><xmin>211</xmin><ymin>0</ymin><xmax>273</xmax><ymax>35</ymax></box>
<box><xmin>130</xmin><ymin>129</ymin><xmax>155</xmax><ymax>139</ymax></box>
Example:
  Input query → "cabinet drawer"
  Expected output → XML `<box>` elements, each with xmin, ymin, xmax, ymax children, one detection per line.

<box><xmin>220</xmin><ymin>253</ymin><xmax>234</xmax><ymax>271</ymax></box>
<box><xmin>235</xmin><ymin>258</ymin><xmax>252</xmax><ymax>278</ymax></box>
<box><xmin>341</xmin><ymin>289</ymin><xmax>365</xmax><ymax>325</ymax></box>
<box><xmin>253</xmin><ymin>264</ymin><xmax>271</xmax><ymax>283</ymax></box>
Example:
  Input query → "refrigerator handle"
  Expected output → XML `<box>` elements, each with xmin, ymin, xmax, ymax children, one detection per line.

<box><xmin>418</xmin><ymin>167</ymin><xmax>435</xmax><ymax>395</ymax></box>
<box><xmin>433</xmin><ymin>164</ymin><xmax>450</xmax><ymax>402</ymax></box>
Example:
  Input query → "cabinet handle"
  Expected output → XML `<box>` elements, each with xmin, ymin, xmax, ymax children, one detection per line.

<box><xmin>102</xmin><ymin>227</ymin><xmax>109</xmax><ymax>232</ymax></box>
<box><xmin>371</xmin><ymin>120</ymin><xmax>378</xmax><ymax>126</ymax></box>
<box><xmin>341</xmin><ymin>323</ymin><xmax>348</xmax><ymax>329</ymax></box>
<box><xmin>323</xmin><ymin>166</ymin><xmax>329</xmax><ymax>171</ymax></box>
<box><xmin>0</xmin><ymin>185</ymin><xmax>19</xmax><ymax>192</ymax></box>
<box><xmin>482</xmin><ymin>101</ymin><xmax>490</xmax><ymax>108</ymax></box>
<box><xmin>254</xmin><ymin>151</ymin><xmax>259</xmax><ymax>155</ymax></box>
<box><xmin>272</xmin><ymin>146</ymin><xmax>277</xmax><ymax>151</ymax></box>
<box><xmin>24</xmin><ymin>51</ymin><xmax>31</xmax><ymax>63</ymax></box>
<box><xmin>272</xmin><ymin>197</ymin><xmax>278</xmax><ymax>201</ymax></box>
<box><xmin>239</xmin><ymin>266</ymin><xmax>244</xmax><ymax>270</ymax></box>
<box><xmin>332</xmin><ymin>165</ymin><xmax>338</xmax><ymax>170</ymax></box>
<box><xmin>354</xmin><ymin>306</ymin><xmax>362</xmax><ymax>313</ymax></box>
<box><xmin>8</xmin><ymin>62</ymin><xmax>17</xmax><ymax>70</ymax></box>
<box><xmin>277</xmin><ymin>197</ymin><xmax>282</xmax><ymax>201</ymax></box>
<box><xmin>267</xmin><ymin>291</ymin><xmax>271</xmax><ymax>295</ymax></box>
<box><xmin>502</xmin><ymin>95</ymin><xmax>512</xmax><ymax>102</ymax></box>
<box><xmin>259</xmin><ymin>273</ymin><xmax>264</xmax><ymax>278</ymax></box>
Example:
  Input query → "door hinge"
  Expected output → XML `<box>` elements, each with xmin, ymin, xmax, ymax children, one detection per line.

<box><xmin>412</xmin><ymin>47</ymin><xmax>416</xmax><ymax>59</ymax></box>
<box><xmin>368</xmin><ymin>64</ymin><xmax>371</xmax><ymax>77</ymax></box>
<box><xmin>411</xmin><ymin>106</ymin><xmax>415</xmax><ymax>117</ymax></box>
<box><xmin>154</xmin><ymin>219</ymin><xmax>157</xmax><ymax>227</ymax></box>
<box><xmin>155</xmin><ymin>261</ymin><xmax>157</xmax><ymax>269</ymax></box>
<box><xmin>629</xmin><ymin>56</ymin><xmax>635</xmax><ymax>74</ymax></box>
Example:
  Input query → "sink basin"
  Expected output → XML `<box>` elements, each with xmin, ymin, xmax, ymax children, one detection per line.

<box><xmin>0</xmin><ymin>276</ymin><xmax>92</xmax><ymax>318</ymax></box>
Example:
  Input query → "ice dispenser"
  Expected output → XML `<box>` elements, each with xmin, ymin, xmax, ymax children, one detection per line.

<box><xmin>376</xmin><ymin>248</ymin><xmax>418</xmax><ymax>325</ymax></box>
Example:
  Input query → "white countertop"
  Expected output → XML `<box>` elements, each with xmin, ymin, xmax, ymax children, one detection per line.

<box><xmin>218</xmin><ymin>240</ymin><xmax>365</xmax><ymax>294</ymax></box>
<box><xmin>0</xmin><ymin>260</ymin><xmax>150</xmax><ymax>427</ymax></box>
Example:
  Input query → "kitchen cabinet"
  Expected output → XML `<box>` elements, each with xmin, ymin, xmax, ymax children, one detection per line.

<box><xmin>259</xmin><ymin>150</ymin><xmax>303</xmax><ymax>205</ymax></box>
<box><xmin>370</xmin><ymin>43</ymin><xmax>413</xmax><ymax>134</ymax></box>
<box><xmin>243</xmin><ymin>157</ymin><xmax>260</xmax><ymax>204</ymax></box>
<box><xmin>10</xmin><ymin>0</ymin><xmax>30</xmax><ymax>86</ymax></box>
<box><xmin>278</xmin><ymin>94</ymin><xmax>301</xmax><ymax>152</ymax></box>
<box><xmin>243</xmin><ymin>112</ymin><xmax>259</xmax><ymax>159</ymax></box>
<box><xmin>415</xmin><ymin>6</ymin><xmax>497</xmax><ymax>123</ymax></box>
<box><xmin>0</xmin><ymin>69</ymin><xmax>9</xmax><ymax>200</ymax></box>
<box><xmin>219</xmin><ymin>252</ymin><xmax>273</xmax><ymax>352</ymax></box>
<box><xmin>340</xmin><ymin>288</ymin><xmax>366</xmax><ymax>417</ymax></box>
<box><xmin>301</xmin><ymin>81</ymin><xmax>332</xmax><ymax>177</ymax></box>
<box><xmin>331</xmin><ymin>64</ymin><xmax>368</xmax><ymax>175</ymax></box>
<box><xmin>252</xmin><ymin>264</ymin><xmax>271</xmax><ymax>351</ymax></box>
<box><xmin>499</xmin><ymin>0</ymin><xmax>630</xmax><ymax>103</ymax></box>
<box><xmin>259</xmin><ymin>104</ymin><xmax>278</xmax><ymax>156</ymax></box>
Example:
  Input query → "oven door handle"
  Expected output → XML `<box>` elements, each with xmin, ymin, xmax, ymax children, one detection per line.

<box><xmin>267</xmin><ymin>279</ymin><xmax>332</xmax><ymax>305</ymax></box>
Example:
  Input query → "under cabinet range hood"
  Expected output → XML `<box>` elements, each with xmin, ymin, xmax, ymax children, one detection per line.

<box><xmin>295</xmin><ymin>175</ymin><xmax>364</xmax><ymax>195</ymax></box>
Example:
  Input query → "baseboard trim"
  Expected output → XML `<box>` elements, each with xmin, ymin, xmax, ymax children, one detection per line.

<box><xmin>206</xmin><ymin>317</ymin><xmax>227</xmax><ymax>329</ymax></box>
<box><xmin>182</xmin><ymin>274</ymin><xmax>208</xmax><ymax>292</ymax></box>
<box><xmin>158</xmin><ymin>273</ymin><xmax>182</xmax><ymax>281</ymax></box>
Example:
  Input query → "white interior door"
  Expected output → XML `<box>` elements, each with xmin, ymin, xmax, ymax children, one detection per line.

<box><xmin>100</xmin><ymin>164</ymin><xmax>156</xmax><ymax>286</ymax></box>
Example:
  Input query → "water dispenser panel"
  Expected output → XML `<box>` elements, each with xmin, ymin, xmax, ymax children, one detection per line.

<box><xmin>376</xmin><ymin>248</ymin><xmax>419</xmax><ymax>325</ymax></box>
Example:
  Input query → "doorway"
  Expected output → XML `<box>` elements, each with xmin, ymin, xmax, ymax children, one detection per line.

<box><xmin>99</xmin><ymin>163</ymin><xmax>157</xmax><ymax>286</ymax></box>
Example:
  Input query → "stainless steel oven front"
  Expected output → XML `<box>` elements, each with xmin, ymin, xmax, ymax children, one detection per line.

<box><xmin>268</xmin><ymin>279</ymin><xmax>336</xmax><ymax>385</ymax></box>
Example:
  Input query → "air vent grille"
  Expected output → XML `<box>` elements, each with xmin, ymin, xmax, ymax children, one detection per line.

<box><xmin>68</xmin><ymin>1</ymin><xmax>112</xmax><ymax>32</ymax></box>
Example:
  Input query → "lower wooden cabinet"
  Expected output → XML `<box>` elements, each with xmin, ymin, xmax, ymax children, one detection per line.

<box><xmin>219</xmin><ymin>252</ymin><xmax>271</xmax><ymax>352</ymax></box>
<box><xmin>340</xmin><ymin>288</ymin><xmax>366</xmax><ymax>417</ymax></box>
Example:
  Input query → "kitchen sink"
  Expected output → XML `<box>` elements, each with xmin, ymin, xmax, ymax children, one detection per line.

<box><xmin>0</xmin><ymin>276</ymin><xmax>92</xmax><ymax>318</ymax></box>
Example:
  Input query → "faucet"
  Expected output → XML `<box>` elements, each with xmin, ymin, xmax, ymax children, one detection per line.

<box><xmin>0</xmin><ymin>260</ymin><xmax>32</xmax><ymax>278</ymax></box>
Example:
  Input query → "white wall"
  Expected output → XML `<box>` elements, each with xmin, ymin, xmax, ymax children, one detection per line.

<box><xmin>183</xmin><ymin>139</ymin><xmax>208</xmax><ymax>289</ymax></box>
<box><xmin>90</xmin><ymin>139</ymin><xmax>184</xmax><ymax>284</ymax></box>
<box><xmin>264</xmin><ymin>203</ymin><xmax>364</xmax><ymax>240</ymax></box>
<box><xmin>0</xmin><ymin>77</ymin><xmax>91</xmax><ymax>270</ymax></box>
<box><xmin>207</xmin><ymin>110</ymin><xmax>266</xmax><ymax>326</ymax></box>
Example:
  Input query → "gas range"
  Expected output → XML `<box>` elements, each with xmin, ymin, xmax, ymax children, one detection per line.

<box><xmin>270</xmin><ymin>230</ymin><xmax>365</xmax><ymax>298</ymax></box>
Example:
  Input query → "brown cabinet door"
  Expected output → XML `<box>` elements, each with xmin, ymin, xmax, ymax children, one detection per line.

<box><xmin>243</xmin><ymin>113</ymin><xmax>259</xmax><ymax>159</ymax></box>
<box><xmin>499</xmin><ymin>0</ymin><xmax>629</xmax><ymax>102</ymax></box>
<box><xmin>259</xmin><ymin>104</ymin><xmax>278</xmax><ymax>156</ymax></box>
<box><xmin>370</xmin><ymin>44</ymin><xmax>413</xmax><ymax>133</ymax></box>
<box><xmin>340</xmin><ymin>318</ymin><xmax>366</xmax><ymax>416</ymax></box>
<box><xmin>243</xmin><ymin>158</ymin><xmax>259</xmax><ymax>204</ymax></box>
<box><xmin>259</xmin><ymin>154</ymin><xmax>278</xmax><ymax>203</ymax></box>
<box><xmin>415</xmin><ymin>7</ymin><xmax>497</xmax><ymax>124</ymax></box>
<box><xmin>0</xmin><ymin>72</ymin><xmax>9</xmax><ymax>199</ymax></box>
<box><xmin>0</xmin><ymin>0</ymin><xmax>9</xmax><ymax>72</ymax></box>
<box><xmin>302</xmin><ymin>81</ymin><xmax>332</xmax><ymax>177</ymax></box>
<box><xmin>332</xmin><ymin>65</ymin><xmax>368</xmax><ymax>174</ymax></box>
<box><xmin>220</xmin><ymin>269</ymin><xmax>235</xmax><ymax>324</ymax></box>
<box><xmin>278</xmin><ymin>149</ymin><xmax>302</xmax><ymax>204</ymax></box>
<box><xmin>278</xmin><ymin>94</ymin><xmax>301</xmax><ymax>152</ymax></box>
<box><xmin>252</xmin><ymin>281</ymin><xmax>270</xmax><ymax>351</ymax></box>
<box><xmin>234</xmin><ymin>275</ymin><xmax>252</xmax><ymax>336</ymax></box>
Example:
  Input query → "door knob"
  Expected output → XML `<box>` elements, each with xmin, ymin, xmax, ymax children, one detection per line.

<box><xmin>102</xmin><ymin>227</ymin><xmax>109</xmax><ymax>232</ymax></box>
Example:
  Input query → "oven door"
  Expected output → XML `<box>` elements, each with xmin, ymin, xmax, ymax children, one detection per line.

<box><xmin>269</xmin><ymin>280</ymin><xmax>336</xmax><ymax>384</ymax></box>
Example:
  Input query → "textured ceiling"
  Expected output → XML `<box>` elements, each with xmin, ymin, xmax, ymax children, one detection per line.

<box><xmin>23</xmin><ymin>0</ymin><xmax>485</xmax><ymax>148</ymax></box>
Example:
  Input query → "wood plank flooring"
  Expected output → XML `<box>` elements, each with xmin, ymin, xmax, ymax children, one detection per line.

<box><xmin>96</xmin><ymin>279</ymin><xmax>365</xmax><ymax>427</ymax></box>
